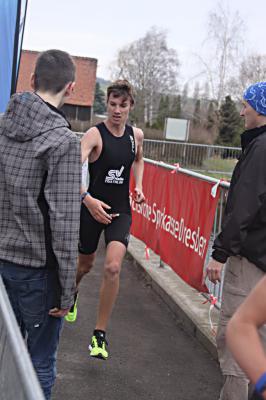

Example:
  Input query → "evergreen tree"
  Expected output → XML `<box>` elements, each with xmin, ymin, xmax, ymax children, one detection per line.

<box><xmin>205</xmin><ymin>101</ymin><xmax>217</xmax><ymax>131</ymax></box>
<box><xmin>155</xmin><ymin>95</ymin><xmax>170</xmax><ymax>129</ymax></box>
<box><xmin>193</xmin><ymin>82</ymin><xmax>200</xmax><ymax>100</ymax></box>
<box><xmin>155</xmin><ymin>96</ymin><xmax>165</xmax><ymax>129</ymax></box>
<box><xmin>93</xmin><ymin>82</ymin><xmax>106</xmax><ymax>115</ymax></box>
<box><xmin>217</xmin><ymin>96</ymin><xmax>243</xmax><ymax>146</ymax></box>
<box><xmin>164</xmin><ymin>95</ymin><xmax>170</xmax><ymax>117</ymax></box>
<box><xmin>182</xmin><ymin>83</ymin><xmax>189</xmax><ymax>107</ymax></box>
<box><xmin>192</xmin><ymin>99</ymin><xmax>201</xmax><ymax>127</ymax></box>
<box><xmin>170</xmin><ymin>95</ymin><xmax>182</xmax><ymax>118</ymax></box>
<box><xmin>203</xmin><ymin>81</ymin><xmax>210</xmax><ymax>100</ymax></box>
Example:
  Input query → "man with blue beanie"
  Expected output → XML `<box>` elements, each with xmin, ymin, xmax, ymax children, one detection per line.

<box><xmin>203</xmin><ymin>82</ymin><xmax>266</xmax><ymax>399</ymax></box>
<box><xmin>243</xmin><ymin>81</ymin><xmax>266</xmax><ymax>115</ymax></box>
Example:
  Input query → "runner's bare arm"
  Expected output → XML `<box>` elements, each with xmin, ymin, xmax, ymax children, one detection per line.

<box><xmin>132</xmin><ymin>128</ymin><xmax>145</xmax><ymax>203</ymax></box>
<box><xmin>81</xmin><ymin>127</ymin><xmax>101</xmax><ymax>163</ymax></box>
<box><xmin>226</xmin><ymin>276</ymin><xmax>266</xmax><ymax>399</ymax></box>
<box><xmin>80</xmin><ymin>127</ymin><xmax>99</xmax><ymax>194</ymax></box>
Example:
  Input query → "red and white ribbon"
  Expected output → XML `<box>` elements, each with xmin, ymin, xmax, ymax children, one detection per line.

<box><xmin>211</xmin><ymin>178</ymin><xmax>229</xmax><ymax>198</ymax></box>
<box><xmin>202</xmin><ymin>294</ymin><xmax>217</xmax><ymax>336</ymax></box>
<box><xmin>171</xmin><ymin>163</ymin><xmax>180</xmax><ymax>174</ymax></box>
<box><xmin>211</xmin><ymin>180</ymin><xmax>221</xmax><ymax>198</ymax></box>
<box><xmin>145</xmin><ymin>246</ymin><xmax>150</xmax><ymax>260</ymax></box>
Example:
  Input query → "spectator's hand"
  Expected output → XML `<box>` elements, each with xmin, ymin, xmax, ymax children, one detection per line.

<box><xmin>84</xmin><ymin>196</ymin><xmax>112</xmax><ymax>224</ymax></box>
<box><xmin>134</xmin><ymin>187</ymin><xmax>145</xmax><ymax>204</ymax></box>
<box><xmin>202</xmin><ymin>259</ymin><xmax>224</xmax><ymax>284</ymax></box>
<box><xmin>49</xmin><ymin>307</ymin><xmax>70</xmax><ymax>318</ymax></box>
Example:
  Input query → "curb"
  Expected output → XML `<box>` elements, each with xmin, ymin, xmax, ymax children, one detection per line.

<box><xmin>127</xmin><ymin>236</ymin><xmax>219</xmax><ymax>360</ymax></box>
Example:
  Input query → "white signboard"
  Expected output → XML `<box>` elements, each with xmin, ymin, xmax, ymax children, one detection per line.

<box><xmin>164</xmin><ymin>118</ymin><xmax>190</xmax><ymax>141</ymax></box>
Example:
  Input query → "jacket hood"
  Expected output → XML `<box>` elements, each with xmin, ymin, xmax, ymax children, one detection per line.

<box><xmin>0</xmin><ymin>92</ymin><xmax>69</xmax><ymax>142</ymax></box>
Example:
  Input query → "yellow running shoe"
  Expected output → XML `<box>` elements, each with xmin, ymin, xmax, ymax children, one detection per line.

<box><xmin>65</xmin><ymin>293</ymin><xmax>78</xmax><ymax>323</ymax></box>
<box><xmin>89</xmin><ymin>331</ymin><xmax>108</xmax><ymax>360</ymax></box>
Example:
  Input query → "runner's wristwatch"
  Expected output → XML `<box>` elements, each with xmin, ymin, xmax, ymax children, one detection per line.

<box><xmin>81</xmin><ymin>192</ymin><xmax>90</xmax><ymax>202</ymax></box>
<box><xmin>255</xmin><ymin>372</ymin><xmax>266</xmax><ymax>396</ymax></box>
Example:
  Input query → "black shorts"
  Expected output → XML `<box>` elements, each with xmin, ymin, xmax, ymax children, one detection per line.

<box><xmin>79</xmin><ymin>204</ymin><xmax>132</xmax><ymax>255</ymax></box>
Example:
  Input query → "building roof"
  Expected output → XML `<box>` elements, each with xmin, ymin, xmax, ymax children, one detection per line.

<box><xmin>16</xmin><ymin>50</ymin><xmax>97</xmax><ymax>107</ymax></box>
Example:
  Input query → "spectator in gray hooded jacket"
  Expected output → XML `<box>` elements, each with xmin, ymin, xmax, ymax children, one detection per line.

<box><xmin>0</xmin><ymin>49</ymin><xmax>81</xmax><ymax>400</ymax></box>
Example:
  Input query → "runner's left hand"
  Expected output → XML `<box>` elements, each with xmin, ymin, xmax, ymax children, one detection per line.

<box><xmin>134</xmin><ymin>187</ymin><xmax>145</xmax><ymax>203</ymax></box>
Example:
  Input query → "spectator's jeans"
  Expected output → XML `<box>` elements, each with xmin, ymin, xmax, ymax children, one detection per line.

<box><xmin>0</xmin><ymin>260</ymin><xmax>63</xmax><ymax>400</ymax></box>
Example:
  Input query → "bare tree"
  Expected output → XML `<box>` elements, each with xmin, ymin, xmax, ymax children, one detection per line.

<box><xmin>112</xmin><ymin>27</ymin><xmax>179</xmax><ymax>125</ymax></box>
<box><xmin>200</xmin><ymin>2</ymin><xmax>245</xmax><ymax>104</ymax></box>
<box><xmin>202</xmin><ymin>81</ymin><xmax>210</xmax><ymax>100</ymax></box>
<box><xmin>229</xmin><ymin>53</ymin><xmax>266</xmax><ymax>99</ymax></box>
<box><xmin>193</xmin><ymin>82</ymin><xmax>201</xmax><ymax>100</ymax></box>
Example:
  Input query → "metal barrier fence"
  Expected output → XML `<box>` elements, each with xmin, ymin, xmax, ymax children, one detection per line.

<box><xmin>206</xmin><ymin>185</ymin><xmax>229</xmax><ymax>306</ymax></box>
<box><xmin>144</xmin><ymin>159</ymin><xmax>230</xmax><ymax>307</ymax></box>
<box><xmin>143</xmin><ymin>140</ymin><xmax>241</xmax><ymax>178</ymax></box>
<box><xmin>0</xmin><ymin>276</ymin><xmax>45</xmax><ymax>400</ymax></box>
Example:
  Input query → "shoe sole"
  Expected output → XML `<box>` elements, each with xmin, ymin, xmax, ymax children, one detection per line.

<box><xmin>88</xmin><ymin>345</ymin><xmax>108</xmax><ymax>360</ymax></box>
<box><xmin>64</xmin><ymin>315</ymin><xmax>77</xmax><ymax>323</ymax></box>
<box><xmin>65</xmin><ymin>294</ymin><xmax>78</xmax><ymax>323</ymax></box>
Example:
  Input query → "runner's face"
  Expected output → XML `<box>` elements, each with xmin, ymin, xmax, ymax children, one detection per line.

<box><xmin>240</xmin><ymin>100</ymin><xmax>260</xmax><ymax>130</ymax></box>
<box><xmin>107</xmin><ymin>93</ymin><xmax>131</xmax><ymax>126</ymax></box>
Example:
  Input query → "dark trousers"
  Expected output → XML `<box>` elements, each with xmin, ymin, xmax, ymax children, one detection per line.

<box><xmin>0</xmin><ymin>260</ymin><xmax>63</xmax><ymax>400</ymax></box>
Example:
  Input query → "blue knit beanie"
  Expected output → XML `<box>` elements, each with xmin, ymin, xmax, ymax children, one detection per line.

<box><xmin>243</xmin><ymin>82</ymin><xmax>266</xmax><ymax>116</ymax></box>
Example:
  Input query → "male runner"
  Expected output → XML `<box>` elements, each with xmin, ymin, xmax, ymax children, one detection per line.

<box><xmin>66</xmin><ymin>80</ymin><xmax>145</xmax><ymax>360</ymax></box>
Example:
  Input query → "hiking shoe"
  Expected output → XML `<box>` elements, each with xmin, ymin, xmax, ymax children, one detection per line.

<box><xmin>89</xmin><ymin>331</ymin><xmax>108</xmax><ymax>360</ymax></box>
<box><xmin>65</xmin><ymin>293</ymin><xmax>78</xmax><ymax>323</ymax></box>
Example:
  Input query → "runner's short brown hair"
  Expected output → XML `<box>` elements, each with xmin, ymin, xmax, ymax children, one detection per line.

<box><xmin>107</xmin><ymin>79</ymin><xmax>135</xmax><ymax>105</ymax></box>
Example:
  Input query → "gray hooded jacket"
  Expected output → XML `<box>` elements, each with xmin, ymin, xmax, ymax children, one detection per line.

<box><xmin>0</xmin><ymin>92</ymin><xmax>81</xmax><ymax>308</ymax></box>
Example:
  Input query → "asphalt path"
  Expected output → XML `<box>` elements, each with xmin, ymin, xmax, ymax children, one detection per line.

<box><xmin>52</xmin><ymin>239</ymin><xmax>222</xmax><ymax>400</ymax></box>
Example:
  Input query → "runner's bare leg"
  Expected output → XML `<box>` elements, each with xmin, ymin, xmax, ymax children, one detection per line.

<box><xmin>76</xmin><ymin>252</ymin><xmax>96</xmax><ymax>287</ymax></box>
<box><xmin>95</xmin><ymin>241</ymin><xmax>126</xmax><ymax>331</ymax></box>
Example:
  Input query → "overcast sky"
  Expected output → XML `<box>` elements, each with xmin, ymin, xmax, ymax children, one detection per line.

<box><xmin>23</xmin><ymin>0</ymin><xmax>265</xmax><ymax>85</ymax></box>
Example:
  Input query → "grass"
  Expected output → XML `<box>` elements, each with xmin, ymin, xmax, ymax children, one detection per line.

<box><xmin>197</xmin><ymin>156</ymin><xmax>237</xmax><ymax>180</ymax></box>
<box><xmin>180</xmin><ymin>156</ymin><xmax>237</xmax><ymax>181</ymax></box>
<box><xmin>146</xmin><ymin>154</ymin><xmax>238</xmax><ymax>181</ymax></box>
<box><xmin>202</xmin><ymin>156</ymin><xmax>238</xmax><ymax>172</ymax></box>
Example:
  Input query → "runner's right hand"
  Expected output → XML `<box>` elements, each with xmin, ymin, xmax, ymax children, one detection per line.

<box><xmin>83</xmin><ymin>196</ymin><xmax>112</xmax><ymax>224</ymax></box>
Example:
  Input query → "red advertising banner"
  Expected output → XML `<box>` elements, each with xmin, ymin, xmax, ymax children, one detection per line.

<box><xmin>130</xmin><ymin>162</ymin><xmax>220</xmax><ymax>293</ymax></box>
